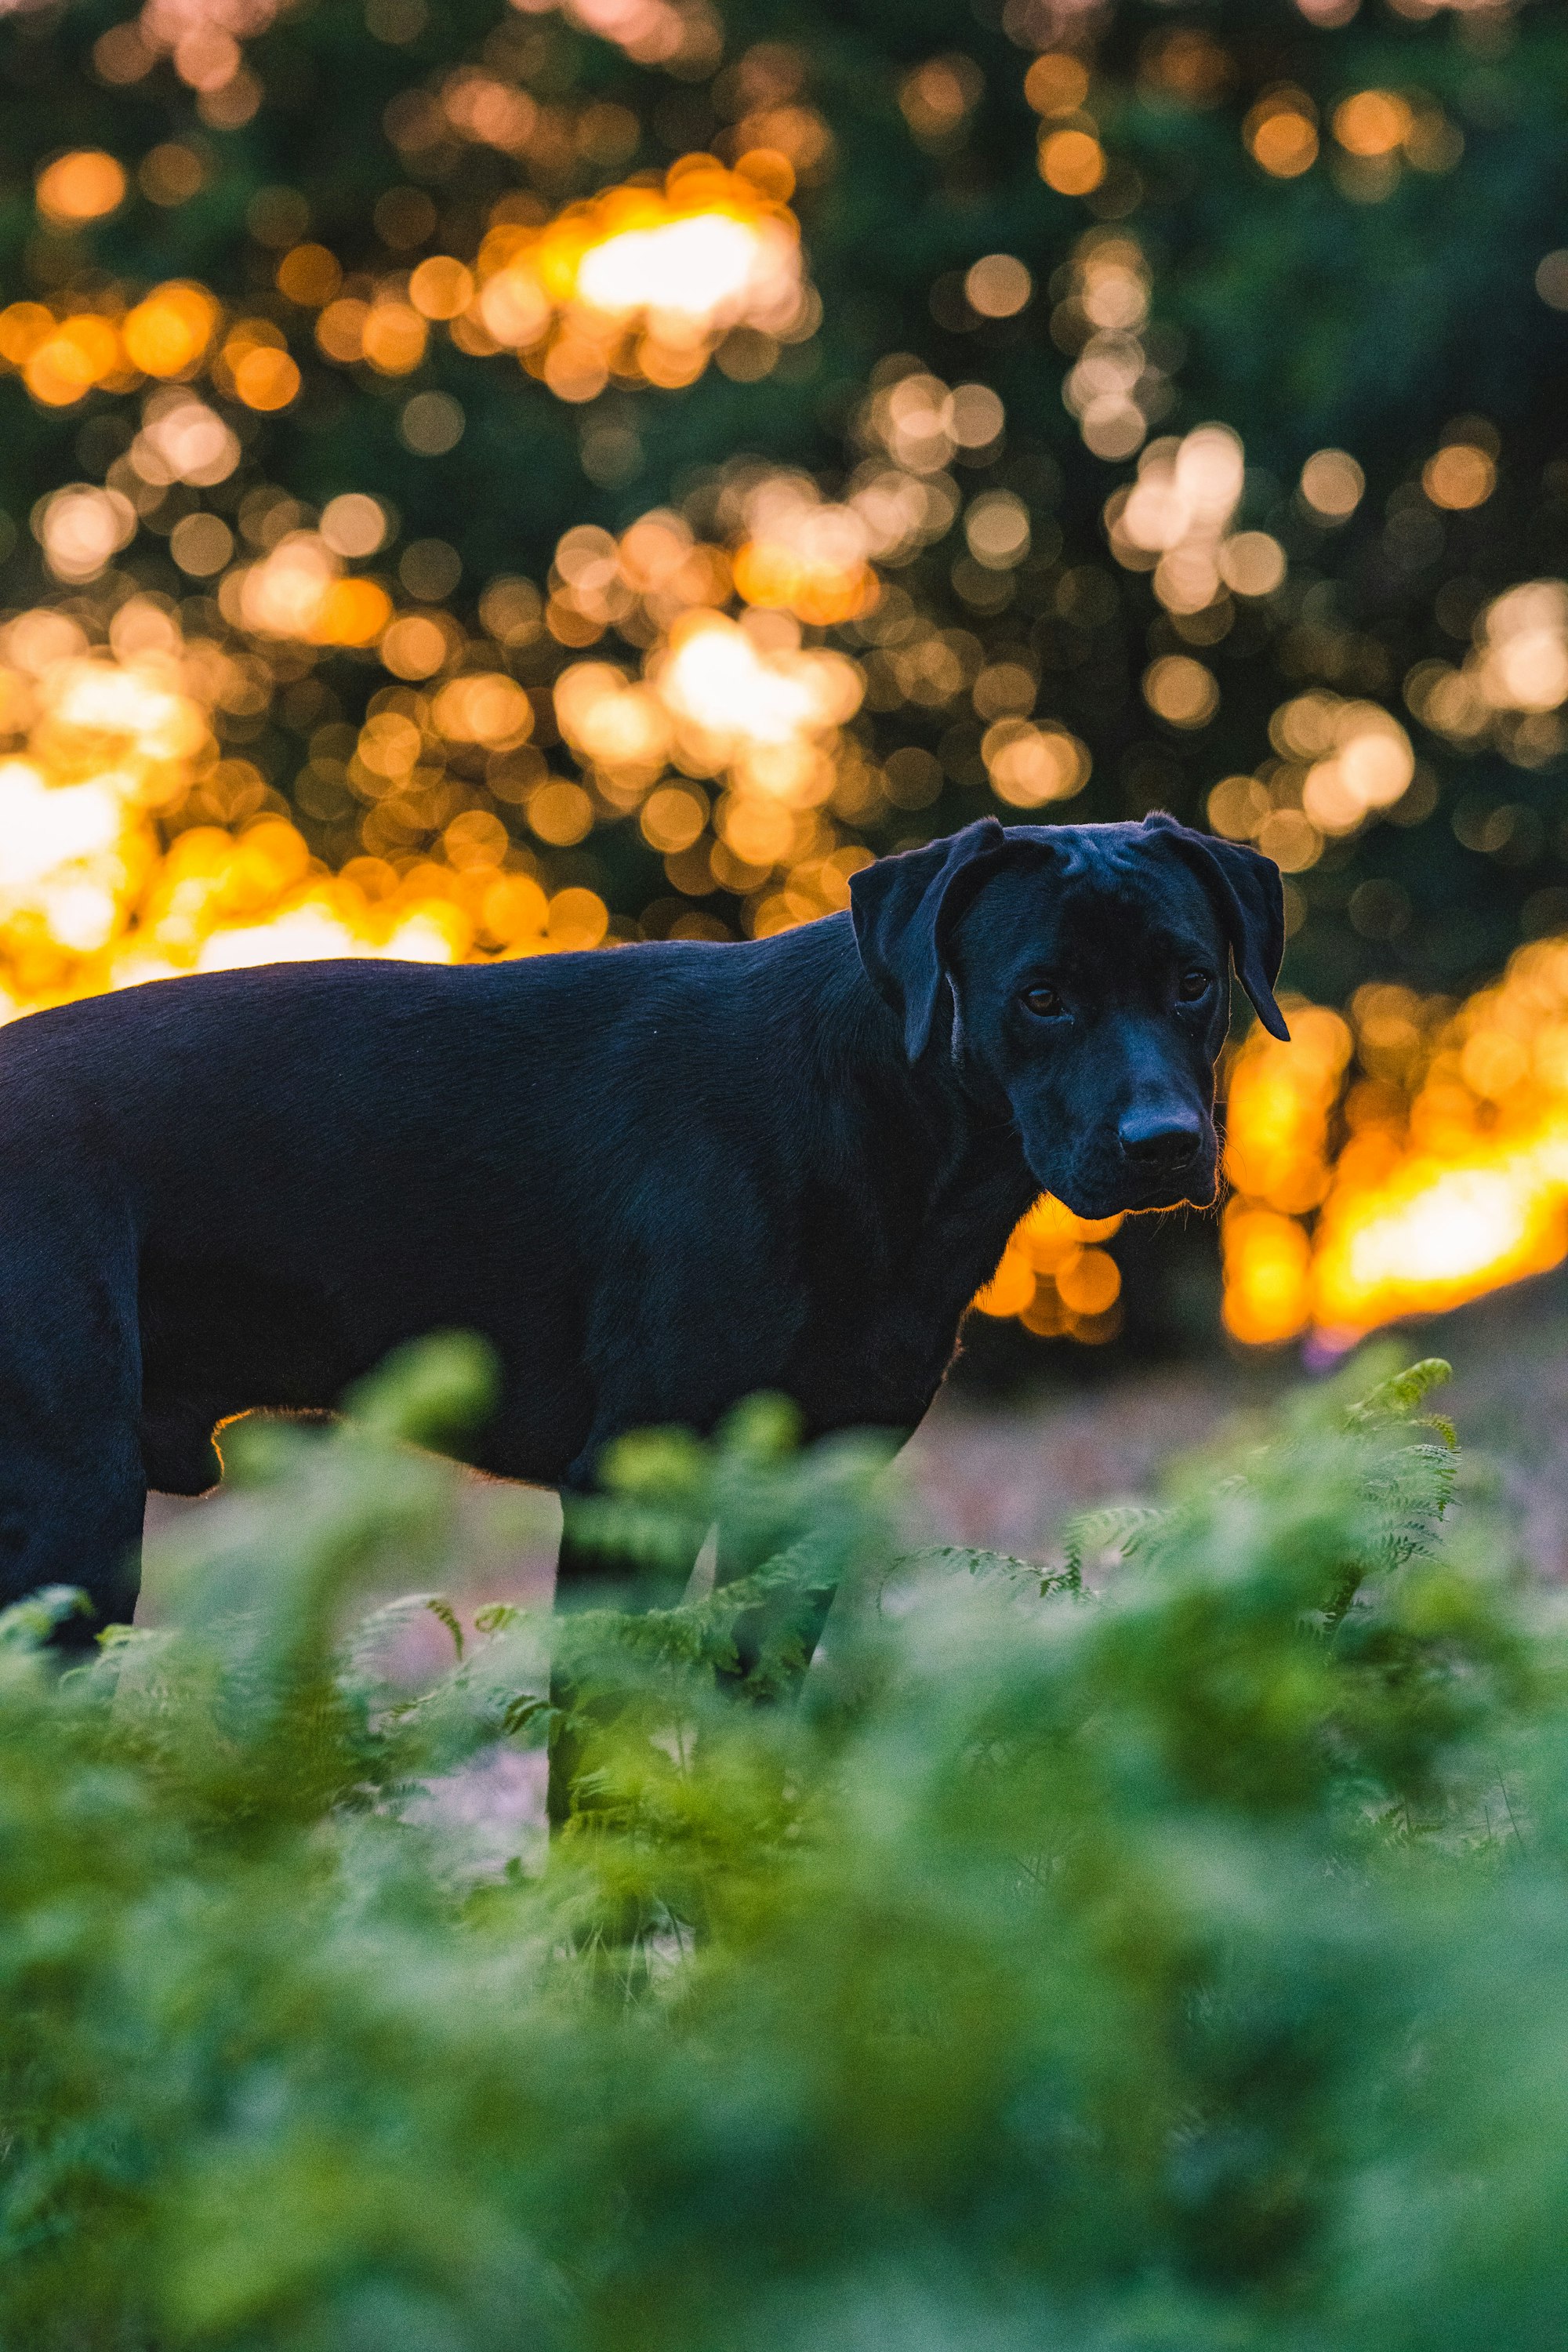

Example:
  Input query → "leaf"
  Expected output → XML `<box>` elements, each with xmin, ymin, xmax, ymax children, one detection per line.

<box><xmin>473</xmin><ymin>1602</ymin><xmax>526</xmax><ymax>1638</ymax></box>
<box><xmin>423</xmin><ymin>1596</ymin><xmax>465</xmax><ymax>1661</ymax></box>
<box><xmin>342</xmin><ymin>1330</ymin><xmax>500</xmax><ymax>1450</ymax></box>
<box><xmin>0</xmin><ymin>1585</ymin><xmax>87</xmax><ymax>1649</ymax></box>
<box><xmin>1061</xmin><ymin>1504</ymin><xmax>1166</xmax><ymax>1587</ymax></box>
<box><xmin>1345</xmin><ymin>1356</ymin><xmax>1453</xmax><ymax>1430</ymax></box>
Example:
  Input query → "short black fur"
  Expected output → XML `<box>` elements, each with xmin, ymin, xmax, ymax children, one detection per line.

<box><xmin>0</xmin><ymin>813</ymin><xmax>1283</xmax><ymax>1638</ymax></box>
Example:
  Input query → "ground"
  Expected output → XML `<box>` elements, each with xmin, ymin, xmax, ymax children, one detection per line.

<box><xmin>912</xmin><ymin>1269</ymin><xmax>1568</xmax><ymax>1580</ymax></box>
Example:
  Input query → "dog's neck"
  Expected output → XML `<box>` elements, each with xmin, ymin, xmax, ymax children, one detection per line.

<box><xmin>861</xmin><ymin>1040</ymin><xmax>1040</xmax><ymax>1312</ymax></box>
<box><xmin>786</xmin><ymin>916</ymin><xmax>1041</xmax><ymax>1305</ymax></box>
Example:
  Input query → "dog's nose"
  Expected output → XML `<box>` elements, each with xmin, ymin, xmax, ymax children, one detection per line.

<box><xmin>1118</xmin><ymin>1107</ymin><xmax>1206</xmax><ymax>1167</ymax></box>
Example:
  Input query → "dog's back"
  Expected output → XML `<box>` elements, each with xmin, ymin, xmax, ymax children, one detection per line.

<box><xmin>0</xmin><ymin>955</ymin><xmax>668</xmax><ymax>1487</ymax></box>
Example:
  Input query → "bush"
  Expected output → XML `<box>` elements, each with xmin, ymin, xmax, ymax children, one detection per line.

<box><xmin>1</xmin><ymin>1343</ymin><xmax>1565</xmax><ymax>2350</ymax></box>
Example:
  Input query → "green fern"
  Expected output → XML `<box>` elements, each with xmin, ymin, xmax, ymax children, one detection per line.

<box><xmin>0</xmin><ymin>1341</ymin><xmax>1557</xmax><ymax>2352</ymax></box>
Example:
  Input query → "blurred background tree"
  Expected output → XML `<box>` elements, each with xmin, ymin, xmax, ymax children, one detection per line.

<box><xmin>1</xmin><ymin>0</ymin><xmax>1566</xmax><ymax>1368</ymax></box>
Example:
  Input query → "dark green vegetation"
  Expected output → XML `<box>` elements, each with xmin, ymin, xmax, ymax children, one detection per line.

<box><xmin>2</xmin><ymin>1338</ymin><xmax>1567</xmax><ymax>2347</ymax></box>
<box><xmin>2</xmin><ymin>0</ymin><xmax>1566</xmax><ymax>996</ymax></box>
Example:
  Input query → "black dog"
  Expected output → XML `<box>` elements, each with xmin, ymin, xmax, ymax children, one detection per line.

<box><xmin>0</xmin><ymin>811</ymin><xmax>1284</xmax><ymax>1640</ymax></box>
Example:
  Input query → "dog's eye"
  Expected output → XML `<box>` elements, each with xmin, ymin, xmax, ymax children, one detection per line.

<box><xmin>1178</xmin><ymin>970</ymin><xmax>1212</xmax><ymax>1004</ymax></box>
<box><xmin>1021</xmin><ymin>984</ymin><xmax>1064</xmax><ymax>1018</ymax></box>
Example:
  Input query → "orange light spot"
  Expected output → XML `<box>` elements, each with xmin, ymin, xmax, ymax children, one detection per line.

<box><xmin>443</xmin><ymin>808</ymin><xmax>509</xmax><ymax>870</ymax></box>
<box><xmin>546</xmin><ymin>885</ymin><xmax>608</xmax><ymax>949</ymax></box>
<box><xmin>734</xmin><ymin>148</ymin><xmax>796</xmax><ymax>202</ymax></box>
<box><xmin>1245</xmin><ymin>96</ymin><xmax>1319</xmax><ymax>178</ymax></box>
<box><xmin>470</xmin><ymin>155</ymin><xmax>805</xmax><ymax>393</ymax></box>
<box><xmin>314</xmin><ymin>578</ymin><xmax>392</xmax><ymax>645</ymax></box>
<box><xmin>231</xmin><ymin>345</ymin><xmax>301</xmax><ymax>410</ymax></box>
<box><xmin>1332</xmin><ymin>89</ymin><xmax>1413</xmax><ymax>158</ymax></box>
<box><xmin>276</xmin><ymin>244</ymin><xmax>342</xmax><ymax>307</ymax></box>
<box><xmin>24</xmin><ymin>315</ymin><xmax>122</xmax><ymax>405</ymax></box>
<box><xmin>430</xmin><ymin>672</ymin><xmax>532</xmax><ymax>748</ymax></box>
<box><xmin>528</xmin><ymin>780</ymin><xmax>594</xmax><ymax>847</ymax></box>
<box><xmin>641</xmin><ymin>784</ymin><xmax>707</xmax><ymax>854</ymax></box>
<box><xmin>1423</xmin><ymin>443</ymin><xmax>1496</xmax><ymax>511</ymax></box>
<box><xmin>1038</xmin><ymin>127</ymin><xmax>1106</xmax><ymax>195</ymax></box>
<box><xmin>1055</xmin><ymin>1247</ymin><xmax>1121</xmax><ymax>1316</ymax></box>
<box><xmin>36</xmin><ymin>150</ymin><xmax>126</xmax><ymax>226</ymax></box>
<box><xmin>0</xmin><ymin>303</ymin><xmax>57</xmax><ymax>365</ymax></box>
<box><xmin>1024</xmin><ymin>52</ymin><xmax>1091</xmax><ymax>116</ymax></box>
<box><xmin>361</xmin><ymin>300</ymin><xmax>427</xmax><ymax>374</ymax></box>
<box><xmin>380</xmin><ymin>614</ymin><xmax>451</xmax><ymax>680</ymax></box>
<box><xmin>1221</xmin><ymin>1205</ymin><xmax>1314</xmax><ymax>1345</ymax></box>
<box><xmin>408</xmin><ymin>256</ymin><xmax>476</xmax><ymax>320</ymax></box>
<box><xmin>122</xmin><ymin>282</ymin><xmax>220</xmax><ymax>377</ymax></box>
<box><xmin>316</xmin><ymin>298</ymin><xmax>369</xmax><ymax>363</ymax></box>
<box><xmin>482</xmin><ymin>872</ymin><xmax>548</xmax><ymax>944</ymax></box>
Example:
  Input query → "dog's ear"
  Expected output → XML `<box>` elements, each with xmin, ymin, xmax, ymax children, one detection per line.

<box><xmin>849</xmin><ymin>818</ymin><xmax>1010</xmax><ymax>1061</ymax></box>
<box><xmin>1142</xmin><ymin>813</ymin><xmax>1290</xmax><ymax>1042</ymax></box>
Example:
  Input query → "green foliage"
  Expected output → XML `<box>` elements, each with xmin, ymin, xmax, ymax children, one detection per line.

<box><xmin>2</xmin><ymin>1338</ymin><xmax>1566</xmax><ymax>2348</ymax></box>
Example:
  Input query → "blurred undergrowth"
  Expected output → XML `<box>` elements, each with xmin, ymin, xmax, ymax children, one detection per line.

<box><xmin>2</xmin><ymin>1338</ymin><xmax>1566</xmax><ymax>2350</ymax></box>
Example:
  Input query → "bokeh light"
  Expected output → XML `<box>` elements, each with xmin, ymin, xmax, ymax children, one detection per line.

<box><xmin>2</xmin><ymin>0</ymin><xmax>1566</xmax><ymax>1372</ymax></box>
<box><xmin>466</xmin><ymin>157</ymin><xmax>808</xmax><ymax>397</ymax></box>
<box><xmin>964</xmin><ymin>255</ymin><xmax>1032</xmax><ymax>318</ymax></box>
<box><xmin>1143</xmin><ymin>655</ymin><xmax>1218</xmax><ymax>728</ymax></box>
<box><xmin>1221</xmin><ymin>944</ymin><xmax>1568</xmax><ymax>1345</ymax></box>
<box><xmin>1299</xmin><ymin>448</ymin><xmax>1367</xmax><ymax>520</ymax></box>
<box><xmin>975</xmin><ymin>1195</ymin><xmax>1125</xmax><ymax>1341</ymax></box>
<box><xmin>1024</xmin><ymin>52</ymin><xmax>1090</xmax><ymax>118</ymax></box>
<box><xmin>1105</xmin><ymin>424</ymin><xmax>1247</xmax><ymax>607</ymax></box>
<box><xmin>1040</xmin><ymin>129</ymin><xmax>1106</xmax><ymax>197</ymax></box>
<box><xmin>0</xmin><ymin>611</ymin><xmax>608</xmax><ymax>1020</ymax></box>
<box><xmin>35</xmin><ymin>151</ymin><xmax>126</xmax><ymax>227</ymax></box>
<box><xmin>1332</xmin><ymin>90</ymin><xmax>1412</xmax><ymax>158</ymax></box>
<box><xmin>1244</xmin><ymin>90</ymin><xmax>1319</xmax><ymax>178</ymax></box>
<box><xmin>1422</xmin><ymin>441</ymin><xmax>1497</xmax><ymax>510</ymax></box>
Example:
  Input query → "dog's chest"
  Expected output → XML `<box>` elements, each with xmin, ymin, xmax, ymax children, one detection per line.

<box><xmin>786</xmin><ymin>1180</ymin><xmax>1031</xmax><ymax>1432</ymax></box>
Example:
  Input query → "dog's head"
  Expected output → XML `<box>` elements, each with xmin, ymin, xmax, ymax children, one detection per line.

<box><xmin>849</xmin><ymin>812</ymin><xmax>1287</xmax><ymax>1220</ymax></box>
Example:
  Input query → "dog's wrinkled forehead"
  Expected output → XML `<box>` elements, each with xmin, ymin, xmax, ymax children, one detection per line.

<box><xmin>952</xmin><ymin>832</ymin><xmax>1219</xmax><ymax>982</ymax></box>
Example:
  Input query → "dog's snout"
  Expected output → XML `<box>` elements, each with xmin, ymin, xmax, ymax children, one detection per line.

<box><xmin>1117</xmin><ymin>1106</ymin><xmax>1206</xmax><ymax>1167</ymax></box>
